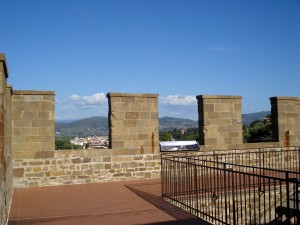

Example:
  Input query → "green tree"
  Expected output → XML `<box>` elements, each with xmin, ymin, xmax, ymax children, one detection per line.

<box><xmin>245</xmin><ymin>115</ymin><xmax>272</xmax><ymax>143</ymax></box>
<box><xmin>159</xmin><ymin>128</ymin><xmax>199</xmax><ymax>142</ymax></box>
<box><xmin>55</xmin><ymin>136</ymin><xmax>83</xmax><ymax>150</ymax></box>
<box><xmin>171</xmin><ymin>129</ymin><xmax>181</xmax><ymax>140</ymax></box>
<box><xmin>243</xmin><ymin>125</ymin><xmax>250</xmax><ymax>142</ymax></box>
<box><xmin>159</xmin><ymin>130</ymin><xmax>172</xmax><ymax>141</ymax></box>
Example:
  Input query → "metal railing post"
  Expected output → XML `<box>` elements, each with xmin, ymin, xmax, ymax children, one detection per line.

<box><xmin>223</xmin><ymin>163</ymin><xmax>228</xmax><ymax>225</ymax></box>
<box><xmin>161</xmin><ymin>155</ymin><xmax>164</xmax><ymax>198</ymax></box>
<box><xmin>296</xmin><ymin>179</ymin><xmax>300</xmax><ymax>225</ymax></box>
<box><xmin>231</xmin><ymin>166</ymin><xmax>236</xmax><ymax>225</ymax></box>
<box><xmin>286</xmin><ymin>172</ymin><xmax>291</xmax><ymax>223</ymax></box>
<box><xmin>194</xmin><ymin>163</ymin><xmax>199</xmax><ymax>217</ymax></box>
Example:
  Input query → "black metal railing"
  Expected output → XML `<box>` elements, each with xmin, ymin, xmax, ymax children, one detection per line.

<box><xmin>161</xmin><ymin>147</ymin><xmax>300</xmax><ymax>225</ymax></box>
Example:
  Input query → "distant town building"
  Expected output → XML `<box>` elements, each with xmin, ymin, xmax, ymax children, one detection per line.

<box><xmin>70</xmin><ymin>137</ymin><xmax>85</xmax><ymax>147</ymax></box>
<box><xmin>70</xmin><ymin>136</ymin><xmax>109</xmax><ymax>149</ymax></box>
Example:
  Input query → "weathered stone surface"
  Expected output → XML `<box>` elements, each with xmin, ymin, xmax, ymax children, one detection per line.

<box><xmin>32</xmin><ymin>167</ymin><xmax>42</xmax><ymax>172</ymax></box>
<box><xmin>107</xmin><ymin>93</ymin><xmax>159</xmax><ymax>153</ymax></box>
<box><xmin>197</xmin><ymin>95</ymin><xmax>243</xmax><ymax>150</ymax></box>
<box><xmin>83</xmin><ymin>157</ymin><xmax>91</xmax><ymax>163</ymax></box>
<box><xmin>12</xmin><ymin>152</ymin><xmax>162</xmax><ymax>187</ymax></box>
<box><xmin>34</xmin><ymin>151</ymin><xmax>54</xmax><ymax>159</ymax></box>
<box><xmin>270</xmin><ymin>96</ymin><xmax>300</xmax><ymax>146</ymax></box>
<box><xmin>125</xmin><ymin>112</ymin><xmax>139</xmax><ymax>120</ymax></box>
<box><xmin>71</xmin><ymin>158</ymin><xmax>82</xmax><ymax>164</ymax></box>
<box><xmin>29</xmin><ymin>161</ymin><xmax>43</xmax><ymax>166</ymax></box>
<box><xmin>95</xmin><ymin>164</ymin><xmax>104</xmax><ymax>170</ymax></box>
<box><xmin>133</xmin><ymin>156</ymin><xmax>143</xmax><ymax>160</ymax></box>
<box><xmin>12</xmin><ymin>91</ymin><xmax>55</xmax><ymax>158</ymax></box>
<box><xmin>103</xmin><ymin>156</ymin><xmax>112</xmax><ymax>162</ymax></box>
<box><xmin>13</xmin><ymin>167</ymin><xmax>24</xmax><ymax>178</ymax></box>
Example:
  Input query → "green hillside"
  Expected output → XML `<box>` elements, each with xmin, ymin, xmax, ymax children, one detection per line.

<box><xmin>55</xmin><ymin>111</ymin><xmax>271</xmax><ymax>137</ymax></box>
<box><xmin>242</xmin><ymin>111</ymin><xmax>270</xmax><ymax>126</ymax></box>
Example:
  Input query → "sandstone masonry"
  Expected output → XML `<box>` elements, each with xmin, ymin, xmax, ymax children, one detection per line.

<box><xmin>107</xmin><ymin>93</ymin><xmax>159</xmax><ymax>154</ymax></box>
<box><xmin>13</xmin><ymin>150</ymin><xmax>161</xmax><ymax>187</ymax></box>
<box><xmin>0</xmin><ymin>54</ymin><xmax>13</xmax><ymax>225</ymax></box>
<box><xmin>270</xmin><ymin>96</ymin><xmax>300</xmax><ymax>147</ymax></box>
<box><xmin>12</xmin><ymin>90</ymin><xmax>55</xmax><ymax>160</ymax></box>
<box><xmin>197</xmin><ymin>95</ymin><xmax>243</xmax><ymax>150</ymax></box>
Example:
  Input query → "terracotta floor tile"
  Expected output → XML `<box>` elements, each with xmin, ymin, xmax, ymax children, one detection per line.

<box><xmin>8</xmin><ymin>179</ymin><xmax>211</xmax><ymax>225</ymax></box>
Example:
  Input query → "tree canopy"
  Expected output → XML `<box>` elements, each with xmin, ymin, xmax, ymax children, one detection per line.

<box><xmin>159</xmin><ymin>128</ymin><xmax>199</xmax><ymax>142</ymax></box>
<box><xmin>243</xmin><ymin>115</ymin><xmax>272</xmax><ymax>143</ymax></box>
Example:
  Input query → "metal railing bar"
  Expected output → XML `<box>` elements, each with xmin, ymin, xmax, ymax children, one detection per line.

<box><xmin>161</xmin><ymin>147</ymin><xmax>300</xmax><ymax>225</ymax></box>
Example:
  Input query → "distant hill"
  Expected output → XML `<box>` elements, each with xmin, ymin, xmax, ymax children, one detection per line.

<box><xmin>159</xmin><ymin>117</ymin><xmax>198</xmax><ymax>130</ymax></box>
<box><xmin>55</xmin><ymin>111</ymin><xmax>271</xmax><ymax>136</ymax></box>
<box><xmin>55</xmin><ymin>116</ymin><xmax>108</xmax><ymax>136</ymax></box>
<box><xmin>242</xmin><ymin>111</ymin><xmax>270</xmax><ymax>126</ymax></box>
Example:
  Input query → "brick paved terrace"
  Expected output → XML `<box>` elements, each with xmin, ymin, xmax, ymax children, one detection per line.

<box><xmin>8</xmin><ymin>179</ymin><xmax>212</xmax><ymax>225</ymax></box>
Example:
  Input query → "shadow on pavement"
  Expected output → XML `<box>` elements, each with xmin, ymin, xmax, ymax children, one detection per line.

<box><xmin>125</xmin><ymin>183</ymin><xmax>212</xmax><ymax>225</ymax></box>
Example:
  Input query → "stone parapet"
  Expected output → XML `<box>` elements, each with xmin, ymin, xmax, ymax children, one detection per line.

<box><xmin>107</xmin><ymin>93</ymin><xmax>159</xmax><ymax>154</ymax></box>
<box><xmin>13</xmin><ymin>150</ymin><xmax>161</xmax><ymax>187</ymax></box>
<box><xmin>196</xmin><ymin>95</ymin><xmax>243</xmax><ymax>150</ymax></box>
<box><xmin>13</xmin><ymin>146</ymin><xmax>300</xmax><ymax>188</ymax></box>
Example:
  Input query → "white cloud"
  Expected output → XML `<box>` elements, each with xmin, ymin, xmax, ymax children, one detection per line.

<box><xmin>68</xmin><ymin>93</ymin><xmax>107</xmax><ymax>106</ymax></box>
<box><xmin>69</xmin><ymin>94</ymin><xmax>81</xmax><ymax>101</ymax></box>
<box><xmin>56</xmin><ymin>93</ymin><xmax>198</xmax><ymax>121</ymax></box>
<box><xmin>56</xmin><ymin>93</ymin><xmax>108</xmax><ymax>120</ymax></box>
<box><xmin>159</xmin><ymin>94</ymin><xmax>197</xmax><ymax>106</ymax></box>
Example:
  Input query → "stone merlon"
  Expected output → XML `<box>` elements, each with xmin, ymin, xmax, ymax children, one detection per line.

<box><xmin>13</xmin><ymin>90</ymin><xmax>56</xmax><ymax>95</ymax></box>
<box><xmin>196</xmin><ymin>95</ymin><xmax>242</xmax><ymax>100</ymax></box>
<box><xmin>107</xmin><ymin>93</ymin><xmax>159</xmax><ymax>98</ymax></box>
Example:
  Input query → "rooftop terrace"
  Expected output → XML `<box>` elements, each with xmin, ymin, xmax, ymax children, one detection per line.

<box><xmin>8</xmin><ymin>179</ymin><xmax>211</xmax><ymax>225</ymax></box>
<box><xmin>1</xmin><ymin>53</ymin><xmax>300</xmax><ymax>225</ymax></box>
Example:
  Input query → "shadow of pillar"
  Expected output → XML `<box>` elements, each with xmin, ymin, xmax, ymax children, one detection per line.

<box><xmin>125</xmin><ymin>183</ymin><xmax>212</xmax><ymax>225</ymax></box>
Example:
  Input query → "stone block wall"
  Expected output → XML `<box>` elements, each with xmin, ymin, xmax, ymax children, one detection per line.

<box><xmin>0</xmin><ymin>54</ymin><xmax>13</xmax><ymax>225</ymax></box>
<box><xmin>107</xmin><ymin>93</ymin><xmax>159</xmax><ymax>154</ymax></box>
<box><xmin>13</xmin><ymin>150</ymin><xmax>161</xmax><ymax>187</ymax></box>
<box><xmin>12</xmin><ymin>90</ymin><xmax>55</xmax><ymax>159</ymax></box>
<box><xmin>196</xmin><ymin>95</ymin><xmax>243</xmax><ymax>150</ymax></box>
<box><xmin>270</xmin><ymin>96</ymin><xmax>300</xmax><ymax>147</ymax></box>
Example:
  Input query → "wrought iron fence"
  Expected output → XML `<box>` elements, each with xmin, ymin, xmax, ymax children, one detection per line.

<box><xmin>161</xmin><ymin>147</ymin><xmax>300</xmax><ymax>224</ymax></box>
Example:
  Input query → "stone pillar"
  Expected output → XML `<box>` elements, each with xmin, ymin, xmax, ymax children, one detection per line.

<box><xmin>4</xmin><ymin>86</ymin><xmax>12</xmax><ymax>168</ymax></box>
<box><xmin>196</xmin><ymin>95</ymin><xmax>243</xmax><ymax>150</ymax></box>
<box><xmin>0</xmin><ymin>53</ymin><xmax>12</xmax><ymax>225</ymax></box>
<box><xmin>270</xmin><ymin>96</ymin><xmax>300</xmax><ymax>147</ymax></box>
<box><xmin>4</xmin><ymin>85</ymin><xmax>13</xmax><ymax>215</ymax></box>
<box><xmin>0</xmin><ymin>54</ymin><xmax>8</xmax><ymax>168</ymax></box>
<box><xmin>12</xmin><ymin>90</ymin><xmax>55</xmax><ymax>159</ymax></box>
<box><xmin>107</xmin><ymin>93</ymin><xmax>159</xmax><ymax>154</ymax></box>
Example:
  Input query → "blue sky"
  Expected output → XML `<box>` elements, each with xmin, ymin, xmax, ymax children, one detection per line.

<box><xmin>1</xmin><ymin>0</ymin><xmax>299</xmax><ymax>121</ymax></box>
